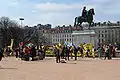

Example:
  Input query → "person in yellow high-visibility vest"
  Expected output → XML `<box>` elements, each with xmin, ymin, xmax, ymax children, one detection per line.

<box><xmin>69</xmin><ymin>46</ymin><xmax>73</xmax><ymax>59</ymax></box>
<box><xmin>55</xmin><ymin>45</ymin><xmax>61</xmax><ymax>63</ymax></box>
<box><xmin>92</xmin><ymin>47</ymin><xmax>95</xmax><ymax>58</ymax></box>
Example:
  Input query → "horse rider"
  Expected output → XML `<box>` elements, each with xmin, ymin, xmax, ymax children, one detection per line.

<box><xmin>82</xmin><ymin>6</ymin><xmax>87</xmax><ymax>19</ymax></box>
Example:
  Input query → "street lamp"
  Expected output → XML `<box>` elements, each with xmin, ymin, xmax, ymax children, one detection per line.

<box><xmin>19</xmin><ymin>18</ymin><xmax>24</xmax><ymax>28</ymax></box>
<box><xmin>19</xmin><ymin>18</ymin><xmax>24</xmax><ymax>47</ymax></box>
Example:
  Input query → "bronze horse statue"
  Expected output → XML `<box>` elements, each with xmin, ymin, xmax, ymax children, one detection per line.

<box><xmin>74</xmin><ymin>8</ymin><xmax>95</xmax><ymax>29</ymax></box>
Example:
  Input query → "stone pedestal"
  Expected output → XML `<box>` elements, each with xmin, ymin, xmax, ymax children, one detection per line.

<box><xmin>72</xmin><ymin>29</ymin><xmax>97</xmax><ymax>47</ymax></box>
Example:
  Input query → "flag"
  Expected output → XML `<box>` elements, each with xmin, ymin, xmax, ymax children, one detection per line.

<box><xmin>58</xmin><ymin>43</ymin><xmax>62</xmax><ymax>47</ymax></box>
<box><xmin>83</xmin><ymin>44</ymin><xmax>87</xmax><ymax>51</ymax></box>
<box><xmin>86</xmin><ymin>43</ymin><xmax>93</xmax><ymax>50</ymax></box>
<box><xmin>8</xmin><ymin>39</ymin><xmax>14</xmax><ymax>52</ymax></box>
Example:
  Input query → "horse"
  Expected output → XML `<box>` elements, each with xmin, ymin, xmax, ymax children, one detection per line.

<box><xmin>74</xmin><ymin>8</ymin><xmax>95</xmax><ymax>29</ymax></box>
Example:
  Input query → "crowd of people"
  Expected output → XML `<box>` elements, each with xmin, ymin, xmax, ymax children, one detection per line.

<box><xmin>0</xmin><ymin>42</ymin><xmax>46</xmax><ymax>61</ymax></box>
<box><xmin>52</xmin><ymin>43</ymin><xmax>117</xmax><ymax>63</ymax></box>
<box><xmin>0</xmin><ymin>42</ymin><xmax>118</xmax><ymax>63</ymax></box>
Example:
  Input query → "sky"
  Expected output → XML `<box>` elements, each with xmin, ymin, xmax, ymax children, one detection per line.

<box><xmin>0</xmin><ymin>0</ymin><xmax>120</xmax><ymax>27</ymax></box>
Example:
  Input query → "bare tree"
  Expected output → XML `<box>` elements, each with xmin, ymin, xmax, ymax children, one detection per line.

<box><xmin>0</xmin><ymin>17</ymin><xmax>24</xmax><ymax>47</ymax></box>
<box><xmin>0</xmin><ymin>17</ymin><xmax>10</xmax><ymax>28</ymax></box>
<box><xmin>0</xmin><ymin>16</ymin><xmax>51</xmax><ymax>47</ymax></box>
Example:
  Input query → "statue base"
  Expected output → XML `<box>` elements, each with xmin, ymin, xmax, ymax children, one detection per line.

<box><xmin>72</xmin><ymin>29</ymin><xmax>97</xmax><ymax>47</ymax></box>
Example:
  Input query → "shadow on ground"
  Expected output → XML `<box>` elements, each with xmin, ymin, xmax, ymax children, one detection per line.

<box><xmin>0</xmin><ymin>67</ymin><xmax>18</xmax><ymax>69</ymax></box>
<box><xmin>66</xmin><ymin>62</ymin><xmax>77</xmax><ymax>64</ymax></box>
<box><xmin>44</xmin><ymin>58</ymin><xmax>53</xmax><ymax>60</ymax></box>
<box><xmin>77</xmin><ymin>59</ymin><xmax>92</xmax><ymax>61</ymax></box>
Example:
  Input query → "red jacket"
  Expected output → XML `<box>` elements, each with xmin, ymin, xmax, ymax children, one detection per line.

<box><xmin>25</xmin><ymin>48</ymin><xmax>30</xmax><ymax>54</ymax></box>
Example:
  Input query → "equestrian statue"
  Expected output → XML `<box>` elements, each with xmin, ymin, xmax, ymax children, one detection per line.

<box><xmin>74</xmin><ymin>6</ymin><xmax>95</xmax><ymax>29</ymax></box>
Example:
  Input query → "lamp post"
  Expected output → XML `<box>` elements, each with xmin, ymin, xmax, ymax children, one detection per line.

<box><xmin>19</xmin><ymin>18</ymin><xmax>24</xmax><ymax>47</ymax></box>
<box><xmin>19</xmin><ymin>18</ymin><xmax>24</xmax><ymax>28</ymax></box>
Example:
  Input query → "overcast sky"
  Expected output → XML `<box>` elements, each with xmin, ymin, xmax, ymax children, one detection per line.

<box><xmin>0</xmin><ymin>0</ymin><xmax>120</xmax><ymax>27</ymax></box>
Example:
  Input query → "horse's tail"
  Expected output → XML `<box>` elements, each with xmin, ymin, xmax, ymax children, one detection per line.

<box><xmin>74</xmin><ymin>17</ymin><xmax>77</xmax><ymax>27</ymax></box>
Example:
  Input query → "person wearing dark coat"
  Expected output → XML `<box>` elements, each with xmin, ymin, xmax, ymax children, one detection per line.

<box><xmin>0</xmin><ymin>48</ymin><xmax>4</xmax><ymax>61</ymax></box>
<box><xmin>61</xmin><ymin>48</ymin><xmax>65</xmax><ymax>59</ymax></box>
<box><xmin>66</xmin><ymin>46</ymin><xmax>70</xmax><ymax>61</ymax></box>
<box><xmin>54</xmin><ymin>46</ymin><xmax>60</xmax><ymax>63</ymax></box>
<box><xmin>39</xmin><ymin>45</ymin><xmax>45</xmax><ymax>59</ymax></box>
<box><xmin>31</xmin><ymin>46</ymin><xmax>36</xmax><ymax>61</ymax></box>
<box><xmin>62</xmin><ymin>45</ymin><xmax>69</xmax><ymax>61</ymax></box>
<box><xmin>74</xmin><ymin>46</ymin><xmax>78</xmax><ymax>60</ymax></box>
<box><xmin>19</xmin><ymin>47</ymin><xmax>24</xmax><ymax>59</ymax></box>
<box><xmin>104</xmin><ymin>46</ymin><xmax>109</xmax><ymax>60</ymax></box>
<box><xmin>79</xmin><ymin>46</ymin><xmax>84</xmax><ymax>58</ymax></box>
<box><xmin>43</xmin><ymin>47</ymin><xmax>46</xmax><ymax>59</ymax></box>
<box><xmin>80</xmin><ymin>47</ymin><xmax>84</xmax><ymax>58</ymax></box>
<box><xmin>108</xmin><ymin>45</ymin><xmax>113</xmax><ymax>60</ymax></box>
<box><xmin>24</xmin><ymin>46</ymin><xmax>30</xmax><ymax>61</ymax></box>
<box><xmin>15</xmin><ymin>48</ymin><xmax>19</xmax><ymax>58</ymax></box>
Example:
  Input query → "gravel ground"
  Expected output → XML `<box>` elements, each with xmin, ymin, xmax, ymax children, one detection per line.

<box><xmin>0</xmin><ymin>57</ymin><xmax>120</xmax><ymax>80</ymax></box>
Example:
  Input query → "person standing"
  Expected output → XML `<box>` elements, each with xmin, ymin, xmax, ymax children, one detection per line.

<box><xmin>86</xmin><ymin>47</ymin><xmax>90</xmax><ymax>57</ymax></box>
<box><xmin>104</xmin><ymin>46</ymin><xmax>109</xmax><ymax>60</ymax></box>
<box><xmin>66</xmin><ymin>46</ymin><xmax>69</xmax><ymax>61</ymax></box>
<box><xmin>39</xmin><ymin>45</ymin><xmax>45</xmax><ymax>59</ymax></box>
<box><xmin>54</xmin><ymin>46</ymin><xmax>60</xmax><ymax>63</ymax></box>
<box><xmin>69</xmin><ymin>46</ymin><xmax>73</xmax><ymax>59</ymax></box>
<box><xmin>108</xmin><ymin>44</ymin><xmax>113</xmax><ymax>60</ymax></box>
<box><xmin>79</xmin><ymin>46</ymin><xmax>84</xmax><ymax>58</ymax></box>
<box><xmin>62</xmin><ymin>45</ymin><xmax>69</xmax><ymax>61</ymax></box>
<box><xmin>15</xmin><ymin>47</ymin><xmax>19</xmax><ymax>58</ymax></box>
<box><xmin>98</xmin><ymin>47</ymin><xmax>103</xmax><ymax>59</ymax></box>
<box><xmin>61</xmin><ymin>45</ymin><xmax>65</xmax><ymax>59</ymax></box>
<box><xmin>92</xmin><ymin>47</ymin><xmax>95</xmax><ymax>59</ymax></box>
<box><xmin>24</xmin><ymin>46</ymin><xmax>30</xmax><ymax>61</ymax></box>
<box><xmin>0</xmin><ymin>48</ymin><xmax>4</xmax><ymax>61</ymax></box>
<box><xmin>112</xmin><ymin>46</ymin><xmax>116</xmax><ymax>57</ymax></box>
<box><xmin>38</xmin><ymin>46</ymin><xmax>43</xmax><ymax>60</ymax></box>
<box><xmin>42</xmin><ymin>46</ymin><xmax>45</xmax><ymax>59</ymax></box>
<box><xmin>74</xmin><ymin>46</ymin><xmax>78</xmax><ymax>61</ymax></box>
<box><xmin>31</xmin><ymin>46</ymin><xmax>36</xmax><ymax>61</ymax></box>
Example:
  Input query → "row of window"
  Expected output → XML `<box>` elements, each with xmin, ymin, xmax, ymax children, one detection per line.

<box><xmin>52</xmin><ymin>34</ymin><xmax>72</xmax><ymax>38</ymax></box>
<box><xmin>98</xmin><ymin>29</ymin><xmax>120</xmax><ymax>33</ymax></box>
<box><xmin>52</xmin><ymin>38</ymin><xmax>72</xmax><ymax>42</ymax></box>
<box><xmin>53</xmin><ymin>30</ymin><xmax>72</xmax><ymax>33</ymax></box>
<box><xmin>99</xmin><ymin>32</ymin><xmax>120</xmax><ymax>37</ymax></box>
<box><xmin>99</xmin><ymin>30</ymin><xmax>106</xmax><ymax>33</ymax></box>
<box><xmin>99</xmin><ymin>34</ymin><xmax>107</xmax><ymax>37</ymax></box>
<box><xmin>99</xmin><ymin>38</ymin><xmax>120</xmax><ymax>43</ymax></box>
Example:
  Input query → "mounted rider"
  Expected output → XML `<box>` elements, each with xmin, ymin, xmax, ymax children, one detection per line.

<box><xmin>81</xmin><ymin>6</ymin><xmax>87</xmax><ymax>20</ymax></box>
<box><xmin>74</xmin><ymin>6</ymin><xmax>95</xmax><ymax>29</ymax></box>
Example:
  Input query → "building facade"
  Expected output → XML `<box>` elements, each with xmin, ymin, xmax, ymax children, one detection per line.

<box><xmin>37</xmin><ymin>23</ymin><xmax>120</xmax><ymax>45</ymax></box>
<box><xmin>37</xmin><ymin>24</ymin><xmax>52</xmax><ymax>44</ymax></box>
<box><xmin>91</xmin><ymin>26</ymin><xmax>120</xmax><ymax>44</ymax></box>
<box><xmin>51</xmin><ymin>26</ymin><xmax>82</xmax><ymax>44</ymax></box>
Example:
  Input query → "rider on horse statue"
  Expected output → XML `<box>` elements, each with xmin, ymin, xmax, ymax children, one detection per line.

<box><xmin>74</xmin><ymin>6</ymin><xmax>95</xmax><ymax>29</ymax></box>
<box><xmin>82</xmin><ymin>6</ymin><xmax>87</xmax><ymax>20</ymax></box>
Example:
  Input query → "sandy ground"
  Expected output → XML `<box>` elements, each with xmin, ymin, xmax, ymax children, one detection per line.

<box><xmin>0</xmin><ymin>57</ymin><xmax>120</xmax><ymax>80</ymax></box>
